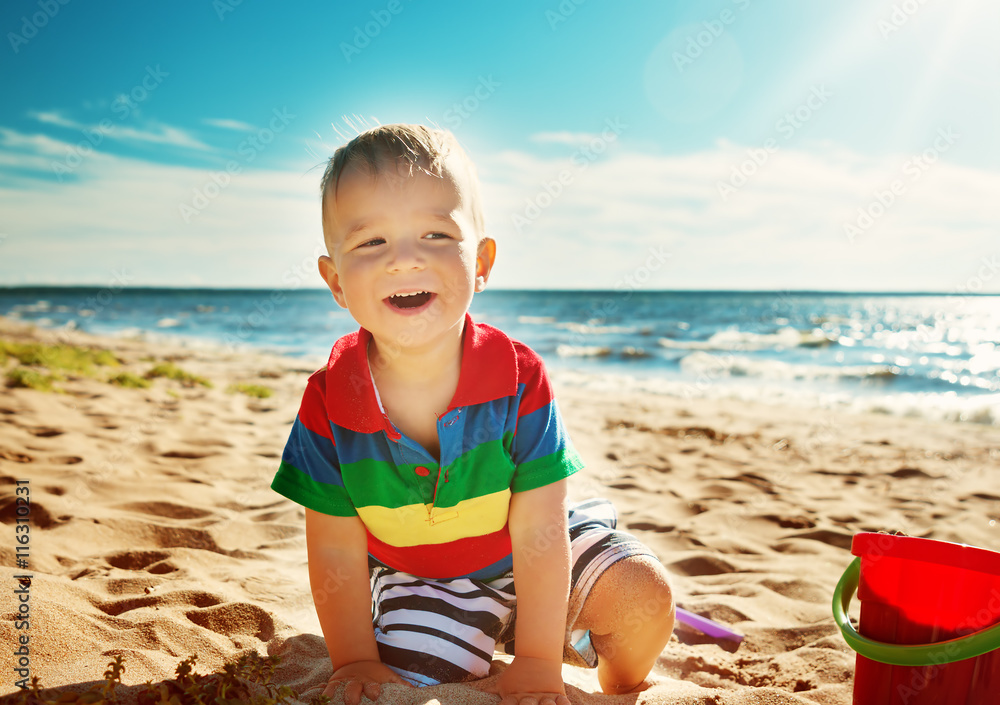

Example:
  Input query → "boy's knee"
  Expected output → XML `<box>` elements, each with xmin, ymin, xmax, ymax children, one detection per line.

<box><xmin>623</xmin><ymin>556</ymin><xmax>675</xmax><ymax>624</ymax></box>
<box><xmin>578</xmin><ymin>555</ymin><xmax>674</xmax><ymax>634</ymax></box>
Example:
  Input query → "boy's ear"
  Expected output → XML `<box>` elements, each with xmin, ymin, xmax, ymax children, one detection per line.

<box><xmin>318</xmin><ymin>256</ymin><xmax>348</xmax><ymax>309</ymax></box>
<box><xmin>475</xmin><ymin>237</ymin><xmax>497</xmax><ymax>292</ymax></box>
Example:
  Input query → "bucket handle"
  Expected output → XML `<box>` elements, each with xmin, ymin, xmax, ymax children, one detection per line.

<box><xmin>833</xmin><ymin>557</ymin><xmax>1000</xmax><ymax>666</ymax></box>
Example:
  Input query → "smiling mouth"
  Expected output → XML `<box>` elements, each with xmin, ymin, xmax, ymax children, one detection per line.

<box><xmin>387</xmin><ymin>291</ymin><xmax>433</xmax><ymax>309</ymax></box>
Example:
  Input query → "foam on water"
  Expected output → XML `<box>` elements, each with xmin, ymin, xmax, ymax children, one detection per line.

<box><xmin>2</xmin><ymin>288</ymin><xmax>996</xmax><ymax>425</ymax></box>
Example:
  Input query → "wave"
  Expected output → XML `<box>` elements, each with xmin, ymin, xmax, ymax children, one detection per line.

<box><xmin>516</xmin><ymin>315</ymin><xmax>640</xmax><ymax>336</ymax></box>
<box><xmin>659</xmin><ymin>326</ymin><xmax>836</xmax><ymax>352</ymax></box>
<box><xmin>556</xmin><ymin>344</ymin><xmax>653</xmax><ymax>360</ymax></box>
<box><xmin>551</xmin><ymin>369</ymin><xmax>1000</xmax><ymax>427</ymax></box>
<box><xmin>517</xmin><ymin>315</ymin><xmax>557</xmax><ymax>324</ymax></box>
<box><xmin>556</xmin><ymin>344</ymin><xmax>612</xmax><ymax>358</ymax></box>
<box><xmin>678</xmin><ymin>351</ymin><xmax>898</xmax><ymax>382</ymax></box>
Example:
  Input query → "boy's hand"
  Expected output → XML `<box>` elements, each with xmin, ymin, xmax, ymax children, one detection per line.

<box><xmin>323</xmin><ymin>660</ymin><xmax>412</xmax><ymax>705</ymax></box>
<box><xmin>496</xmin><ymin>655</ymin><xmax>571</xmax><ymax>705</ymax></box>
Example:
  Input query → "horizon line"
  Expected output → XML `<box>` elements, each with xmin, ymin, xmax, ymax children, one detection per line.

<box><xmin>0</xmin><ymin>284</ymin><xmax>996</xmax><ymax>297</ymax></box>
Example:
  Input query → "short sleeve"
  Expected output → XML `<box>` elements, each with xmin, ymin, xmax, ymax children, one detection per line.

<box><xmin>271</xmin><ymin>370</ymin><xmax>357</xmax><ymax>516</ymax></box>
<box><xmin>509</xmin><ymin>345</ymin><xmax>584</xmax><ymax>493</ymax></box>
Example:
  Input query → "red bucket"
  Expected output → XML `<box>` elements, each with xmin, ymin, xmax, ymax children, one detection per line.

<box><xmin>834</xmin><ymin>533</ymin><xmax>1000</xmax><ymax>704</ymax></box>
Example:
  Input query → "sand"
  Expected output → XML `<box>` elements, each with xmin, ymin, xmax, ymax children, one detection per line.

<box><xmin>1</xmin><ymin>315</ymin><xmax>998</xmax><ymax>703</ymax></box>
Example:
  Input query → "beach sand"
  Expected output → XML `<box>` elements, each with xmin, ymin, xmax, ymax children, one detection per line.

<box><xmin>2</xmin><ymin>315</ymin><xmax>998</xmax><ymax>703</ymax></box>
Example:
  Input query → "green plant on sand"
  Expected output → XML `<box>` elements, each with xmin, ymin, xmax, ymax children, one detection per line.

<box><xmin>14</xmin><ymin>653</ymin><xmax>331</xmax><ymax>705</ymax></box>
<box><xmin>5</xmin><ymin>367</ymin><xmax>61</xmax><ymax>392</ymax></box>
<box><xmin>227</xmin><ymin>383</ymin><xmax>273</xmax><ymax>399</ymax></box>
<box><xmin>0</xmin><ymin>340</ymin><xmax>119</xmax><ymax>374</ymax></box>
<box><xmin>145</xmin><ymin>362</ymin><xmax>212</xmax><ymax>388</ymax></box>
<box><xmin>107</xmin><ymin>371</ymin><xmax>152</xmax><ymax>389</ymax></box>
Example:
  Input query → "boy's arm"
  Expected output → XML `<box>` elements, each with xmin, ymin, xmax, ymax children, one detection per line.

<box><xmin>501</xmin><ymin>478</ymin><xmax>572</xmax><ymax>704</ymax></box>
<box><xmin>305</xmin><ymin>509</ymin><xmax>410</xmax><ymax>702</ymax></box>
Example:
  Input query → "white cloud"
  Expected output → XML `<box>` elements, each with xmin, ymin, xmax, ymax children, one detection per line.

<box><xmin>0</xmin><ymin>127</ymin><xmax>320</xmax><ymax>287</ymax></box>
<box><xmin>202</xmin><ymin>118</ymin><xmax>257</xmax><ymax>132</ymax></box>
<box><xmin>1</xmin><ymin>124</ymin><xmax>998</xmax><ymax>292</ymax></box>
<box><xmin>529</xmin><ymin>131</ymin><xmax>599</xmax><ymax>147</ymax></box>
<box><xmin>0</xmin><ymin>127</ymin><xmax>76</xmax><ymax>156</ymax></box>
<box><xmin>479</xmin><ymin>140</ymin><xmax>1000</xmax><ymax>292</ymax></box>
<box><xmin>26</xmin><ymin>110</ymin><xmax>213</xmax><ymax>151</ymax></box>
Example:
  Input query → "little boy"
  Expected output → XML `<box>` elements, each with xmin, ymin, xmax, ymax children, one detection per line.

<box><xmin>271</xmin><ymin>124</ymin><xmax>674</xmax><ymax>705</ymax></box>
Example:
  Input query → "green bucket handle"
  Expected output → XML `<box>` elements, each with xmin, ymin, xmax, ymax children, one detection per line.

<box><xmin>833</xmin><ymin>557</ymin><xmax>1000</xmax><ymax>666</ymax></box>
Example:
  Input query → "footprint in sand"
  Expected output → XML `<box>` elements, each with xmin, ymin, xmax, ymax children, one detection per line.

<box><xmin>0</xmin><ymin>497</ymin><xmax>60</xmax><ymax>528</ymax></box>
<box><xmin>762</xmin><ymin>514</ymin><xmax>816</xmax><ymax>530</ymax></box>
<box><xmin>886</xmin><ymin>466</ymin><xmax>937</xmax><ymax>479</ymax></box>
<box><xmin>160</xmin><ymin>449</ymin><xmax>220</xmax><ymax>459</ymax></box>
<box><xmin>47</xmin><ymin>455</ymin><xmax>83</xmax><ymax>465</ymax></box>
<box><xmin>186</xmin><ymin>602</ymin><xmax>276</xmax><ymax>642</ymax></box>
<box><xmin>810</xmin><ymin>468</ymin><xmax>864</xmax><ymax>478</ymax></box>
<box><xmin>627</xmin><ymin>521</ymin><xmax>676</xmax><ymax>534</ymax></box>
<box><xmin>778</xmin><ymin>528</ymin><xmax>854</xmax><ymax>550</ymax></box>
<box><xmin>0</xmin><ymin>448</ymin><xmax>33</xmax><ymax>463</ymax></box>
<box><xmin>97</xmin><ymin>589</ymin><xmax>224</xmax><ymax>617</ymax></box>
<box><xmin>668</xmin><ymin>554</ymin><xmax>739</xmax><ymax>576</ymax></box>
<box><xmin>760</xmin><ymin>578</ymin><xmax>831</xmax><ymax>603</ymax></box>
<box><xmin>115</xmin><ymin>501</ymin><xmax>214</xmax><ymax>520</ymax></box>
<box><xmin>28</xmin><ymin>426</ymin><xmax>65</xmax><ymax>437</ymax></box>
<box><xmin>104</xmin><ymin>549</ymin><xmax>179</xmax><ymax>574</ymax></box>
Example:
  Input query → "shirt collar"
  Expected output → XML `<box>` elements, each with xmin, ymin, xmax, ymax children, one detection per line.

<box><xmin>325</xmin><ymin>313</ymin><xmax>518</xmax><ymax>434</ymax></box>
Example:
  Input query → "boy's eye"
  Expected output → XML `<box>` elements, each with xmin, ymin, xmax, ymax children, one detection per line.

<box><xmin>357</xmin><ymin>237</ymin><xmax>385</xmax><ymax>248</ymax></box>
<box><xmin>425</xmin><ymin>232</ymin><xmax>451</xmax><ymax>240</ymax></box>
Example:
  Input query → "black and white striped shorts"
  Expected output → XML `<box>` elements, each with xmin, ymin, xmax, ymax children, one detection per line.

<box><xmin>369</xmin><ymin>498</ymin><xmax>658</xmax><ymax>686</ymax></box>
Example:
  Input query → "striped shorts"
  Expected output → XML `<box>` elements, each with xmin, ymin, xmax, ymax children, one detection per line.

<box><xmin>369</xmin><ymin>498</ymin><xmax>658</xmax><ymax>687</ymax></box>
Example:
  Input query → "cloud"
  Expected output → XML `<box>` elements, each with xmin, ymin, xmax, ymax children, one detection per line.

<box><xmin>26</xmin><ymin>110</ymin><xmax>213</xmax><ymax>151</ymax></box>
<box><xmin>202</xmin><ymin>118</ymin><xmax>257</xmax><ymax>132</ymax></box>
<box><xmin>1</xmin><ymin>123</ymin><xmax>998</xmax><ymax>292</ymax></box>
<box><xmin>0</xmin><ymin>126</ymin><xmax>319</xmax><ymax>287</ymax></box>
<box><xmin>479</xmin><ymin>139</ymin><xmax>1000</xmax><ymax>292</ymax></box>
<box><xmin>529</xmin><ymin>131</ymin><xmax>599</xmax><ymax>147</ymax></box>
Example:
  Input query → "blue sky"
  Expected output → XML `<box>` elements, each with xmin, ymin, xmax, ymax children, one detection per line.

<box><xmin>1</xmin><ymin>0</ymin><xmax>998</xmax><ymax>291</ymax></box>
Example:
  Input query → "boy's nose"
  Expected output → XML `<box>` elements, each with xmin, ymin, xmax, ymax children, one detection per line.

<box><xmin>386</xmin><ymin>238</ymin><xmax>425</xmax><ymax>272</ymax></box>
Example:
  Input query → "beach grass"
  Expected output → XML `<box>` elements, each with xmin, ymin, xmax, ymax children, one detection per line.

<box><xmin>228</xmin><ymin>382</ymin><xmax>273</xmax><ymax>399</ymax></box>
<box><xmin>0</xmin><ymin>339</ymin><xmax>119</xmax><ymax>375</ymax></box>
<box><xmin>5</xmin><ymin>367</ymin><xmax>61</xmax><ymax>392</ymax></box>
<box><xmin>107</xmin><ymin>371</ymin><xmax>152</xmax><ymax>389</ymax></box>
<box><xmin>13</xmin><ymin>653</ymin><xmax>325</xmax><ymax>705</ymax></box>
<box><xmin>145</xmin><ymin>361</ymin><xmax>213</xmax><ymax>388</ymax></box>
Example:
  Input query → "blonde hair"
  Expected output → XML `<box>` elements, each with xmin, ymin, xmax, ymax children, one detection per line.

<box><xmin>320</xmin><ymin>123</ymin><xmax>485</xmax><ymax>239</ymax></box>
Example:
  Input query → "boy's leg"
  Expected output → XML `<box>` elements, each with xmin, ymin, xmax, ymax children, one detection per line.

<box><xmin>572</xmin><ymin>554</ymin><xmax>675</xmax><ymax>694</ymax></box>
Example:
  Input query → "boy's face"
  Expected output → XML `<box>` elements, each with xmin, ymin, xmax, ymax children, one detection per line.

<box><xmin>318</xmin><ymin>161</ymin><xmax>495</xmax><ymax>352</ymax></box>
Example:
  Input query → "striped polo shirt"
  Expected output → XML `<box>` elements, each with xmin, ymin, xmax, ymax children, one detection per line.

<box><xmin>271</xmin><ymin>314</ymin><xmax>583</xmax><ymax>580</ymax></box>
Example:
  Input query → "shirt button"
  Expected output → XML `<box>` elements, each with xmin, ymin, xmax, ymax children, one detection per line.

<box><xmin>414</xmin><ymin>466</ymin><xmax>431</xmax><ymax>477</ymax></box>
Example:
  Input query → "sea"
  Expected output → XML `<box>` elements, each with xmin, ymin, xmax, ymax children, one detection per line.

<box><xmin>2</xmin><ymin>287</ymin><xmax>998</xmax><ymax>426</ymax></box>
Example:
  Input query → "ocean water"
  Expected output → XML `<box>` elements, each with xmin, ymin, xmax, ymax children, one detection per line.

<box><xmin>2</xmin><ymin>287</ymin><xmax>998</xmax><ymax>426</ymax></box>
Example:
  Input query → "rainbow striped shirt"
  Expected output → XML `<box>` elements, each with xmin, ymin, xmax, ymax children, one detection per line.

<box><xmin>271</xmin><ymin>314</ymin><xmax>583</xmax><ymax>580</ymax></box>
